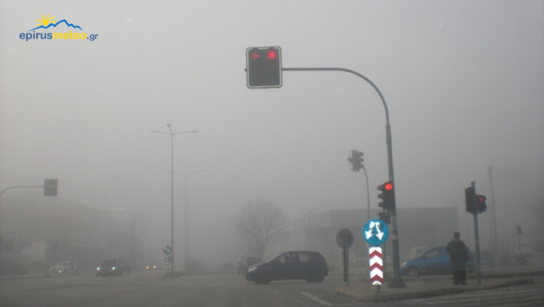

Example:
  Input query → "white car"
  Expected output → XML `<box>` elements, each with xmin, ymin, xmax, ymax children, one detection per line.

<box><xmin>48</xmin><ymin>261</ymin><xmax>78</xmax><ymax>274</ymax></box>
<box><xmin>513</xmin><ymin>243</ymin><xmax>535</xmax><ymax>257</ymax></box>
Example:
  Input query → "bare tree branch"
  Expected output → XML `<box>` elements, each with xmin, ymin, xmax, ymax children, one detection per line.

<box><xmin>231</xmin><ymin>197</ymin><xmax>290</xmax><ymax>259</ymax></box>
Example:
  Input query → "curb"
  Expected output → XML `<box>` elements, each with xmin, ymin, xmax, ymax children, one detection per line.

<box><xmin>334</xmin><ymin>279</ymin><xmax>534</xmax><ymax>303</ymax></box>
<box><xmin>471</xmin><ymin>270</ymin><xmax>544</xmax><ymax>279</ymax></box>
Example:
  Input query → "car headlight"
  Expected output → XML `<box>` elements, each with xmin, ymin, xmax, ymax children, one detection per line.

<box><xmin>112</xmin><ymin>267</ymin><xmax>116</xmax><ymax>270</ymax></box>
<box><xmin>96</xmin><ymin>267</ymin><xmax>100</xmax><ymax>271</ymax></box>
<box><xmin>401</xmin><ymin>262</ymin><xmax>407</xmax><ymax>268</ymax></box>
<box><xmin>153</xmin><ymin>266</ymin><xmax>156</xmax><ymax>269</ymax></box>
<box><xmin>247</xmin><ymin>267</ymin><xmax>257</xmax><ymax>273</ymax></box>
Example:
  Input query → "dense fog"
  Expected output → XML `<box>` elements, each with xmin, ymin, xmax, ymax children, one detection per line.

<box><xmin>1</xmin><ymin>1</ymin><xmax>543</xmax><ymax>273</ymax></box>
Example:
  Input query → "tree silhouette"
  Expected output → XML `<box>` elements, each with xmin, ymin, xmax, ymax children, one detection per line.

<box><xmin>231</xmin><ymin>198</ymin><xmax>289</xmax><ymax>259</ymax></box>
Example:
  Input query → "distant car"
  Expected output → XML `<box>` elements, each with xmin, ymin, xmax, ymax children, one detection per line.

<box><xmin>245</xmin><ymin>251</ymin><xmax>328</xmax><ymax>284</ymax></box>
<box><xmin>479</xmin><ymin>250</ymin><xmax>495</xmax><ymax>267</ymax></box>
<box><xmin>237</xmin><ymin>257</ymin><xmax>261</xmax><ymax>275</ymax></box>
<box><xmin>48</xmin><ymin>261</ymin><xmax>78</xmax><ymax>275</ymax></box>
<box><xmin>513</xmin><ymin>243</ymin><xmax>535</xmax><ymax>257</ymax></box>
<box><xmin>145</xmin><ymin>263</ymin><xmax>159</xmax><ymax>270</ymax></box>
<box><xmin>96</xmin><ymin>259</ymin><xmax>131</xmax><ymax>277</ymax></box>
<box><xmin>404</xmin><ymin>247</ymin><xmax>428</xmax><ymax>261</ymax></box>
<box><xmin>401</xmin><ymin>246</ymin><xmax>475</xmax><ymax>278</ymax></box>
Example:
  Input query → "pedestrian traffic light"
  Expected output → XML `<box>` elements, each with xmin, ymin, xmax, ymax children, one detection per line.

<box><xmin>246</xmin><ymin>46</ymin><xmax>282</xmax><ymax>88</ymax></box>
<box><xmin>465</xmin><ymin>187</ymin><xmax>476</xmax><ymax>214</ymax></box>
<box><xmin>378</xmin><ymin>211</ymin><xmax>391</xmax><ymax>224</ymax></box>
<box><xmin>43</xmin><ymin>179</ymin><xmax>58</xmax><ymax>196</ymax></box>
<box><xmin>476</xmin><ymin>195</ymin><xmax>487</xmax><ymax>213</ymax></box>
<box><xmin>347</xmin><ymin>150</ymin><xmax>364</xmax><ymax>172</ymax></box>
<box><xmin>377</xmin><ymin>182</ymin><xmax>395</xmax><ymax>210</ymax></box>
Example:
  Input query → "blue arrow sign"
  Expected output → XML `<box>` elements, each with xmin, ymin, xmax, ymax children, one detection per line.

<box><xmin>163</xmin><ymin>244</ymin><xmax>172</xmax><ymax>256</ymax></box>
<box><xmin>362</xmin><ymin>219</ymin><xmax>389</xmax><ymax>246</ymax></box>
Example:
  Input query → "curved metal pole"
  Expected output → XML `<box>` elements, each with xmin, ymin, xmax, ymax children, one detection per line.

<box><xmin>282</xmin><ymin>67</ymin><xmax>404</xmax><ymax>287</ymax></box>
<box><xmin>0</xmin><ymin>186</ymin><xmax>43</xmax><ymax>197</ymax></box>
<box><xmin>362</xmin><ymin>166</ymin><xmax>370</xmax><ymax>220</ymax></box>
<box><xmin>282</xmin><ymin>67</ymin><xmax>393</xmax><ymax>178</ymax></box>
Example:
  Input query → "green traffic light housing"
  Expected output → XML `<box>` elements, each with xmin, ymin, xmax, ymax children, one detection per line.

<box><xmin>348</xmin><ymin>150</ymin><xmax>364</xmax><ymax>172</ymax></box>
<box><xmin>377</xmin><ymin>181</ymin><xmax>395</xmax><ymax>210</ymax></box>
<box><xmin>465</xmin><ymin>187</ymin><xmax>476</xmax><ymax>214</ymax></box>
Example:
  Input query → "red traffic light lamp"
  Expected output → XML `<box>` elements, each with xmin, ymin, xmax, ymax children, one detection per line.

<box><xmin>246</xmin><ymin>46</ymin><xmax>282</xmax><ymax>88</ymax></box>
<box><xmin>377</xmin><ymin>181</ymin><xmax>395</xmax><ymax>210</ymax></box>
<box><xmin>476</xmin><ymin>195</ymin><xmax>487</xmax><ymax>213</ymax></box>
<box><xmin>384</xmin><ymin>182</ymin><xmax>393</xmax><ymax>192</ymax></box>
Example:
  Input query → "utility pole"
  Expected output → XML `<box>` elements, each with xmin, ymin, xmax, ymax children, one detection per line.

<box><xmin>489</xmin><ymin>166</ymin><xmax>498</xmax><ymax>257</ymax></box>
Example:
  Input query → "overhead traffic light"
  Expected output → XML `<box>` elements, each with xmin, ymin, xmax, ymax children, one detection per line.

<box><xmin>347</xmin><ymin>150</ymin><xmax>364</xmax><ymax>172</ymax></box>
<box><xmin>465</xmin><ymin>187</ymin><xmax>476</xmax><ymax>214</ymax></box>
<box><xmin>377</xmin><ymin>182</ymin><xmax>395</xmax><ymax>210</ymax></box>
<box><xmin>476</xmin><ymin>195</ymin><xmax>487</xmax><ymax>213</ymax></box>
<box><xmin>246</xmin><ymin>46</ymin><xmax>282</xmax><ymax>88</ymax></box>
<box><xmin>43</xmin><ymin>179</ymin><xmax>58</xmax><ymax>196</ymax></box>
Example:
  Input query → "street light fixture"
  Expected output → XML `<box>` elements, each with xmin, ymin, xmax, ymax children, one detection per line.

<box><xmin>175</xmin><ymin>169</ymin><xmax>205</xmax><ymax>269</ymax></box>
<box><xmin>151</xmin><ymin>124</ymin><xmax>197</xmax><ymax>272</ymax></box>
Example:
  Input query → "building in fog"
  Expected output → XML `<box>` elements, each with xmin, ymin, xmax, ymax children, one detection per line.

<box><xmin>0</xmin><ymin>195</ymin><xmax>144</xmax><ymax>273</ymax></box>
<box><xmin>293</xmin><ymin>207</ymin><xmax>459</xmax><ymax>268</ymax></box>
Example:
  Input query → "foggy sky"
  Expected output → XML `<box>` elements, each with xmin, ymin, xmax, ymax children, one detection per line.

<box><xmin>1</xmin><ymin>0</ymin><xmax>543</xmax><ymax>263</ymax></box>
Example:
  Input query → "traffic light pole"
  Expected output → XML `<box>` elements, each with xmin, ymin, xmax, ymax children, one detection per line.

<box><xmin>283</xmin><ymin>67</ymin><xmax>405</xmax><ymax>288</ymax></box>
<box><xmin>471</xmin><ymin>182</ymin><xmax>482</xmax><ymax>286</ymax></box>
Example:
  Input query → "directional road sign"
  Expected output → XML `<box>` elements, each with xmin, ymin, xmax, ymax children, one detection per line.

<box><xmin>163</xmin><ymin>244</ymin><xmax>172</xmax><ymax>256</ymax></box>
<box><xmin>363</xmin><ymin>219</ymin><xmax>389</xmax><ymax>246</ymax></box>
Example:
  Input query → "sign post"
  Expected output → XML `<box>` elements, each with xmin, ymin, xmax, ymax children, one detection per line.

<box><xmin>363</xmin><ymin>219</ymin><xmax>389</xmax><ymax>294</ymax></box>
<box><xmin>163</xmin><ymin>244</ymin><xmax>172</xmax><ymax>273</ymax></box>
<box><xmin>336</xmin><ymin>228</ymin><xmax>354</xmax><ymax>286</ymax></box>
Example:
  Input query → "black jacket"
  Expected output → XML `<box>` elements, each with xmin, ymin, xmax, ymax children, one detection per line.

<box><xmin>446</xmin><ymin>240</ymin><xmax>468</xmax><ymax>269</ymax></box>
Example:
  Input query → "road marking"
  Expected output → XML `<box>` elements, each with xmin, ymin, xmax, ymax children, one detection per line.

<box><xmin>301</xmin><ymin>292</ymin><xmax>333</xmax><ymax>306</ymax></box>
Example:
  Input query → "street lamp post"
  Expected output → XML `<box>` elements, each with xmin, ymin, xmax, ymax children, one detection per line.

<box><xmin>151</xmin><ymin>124</ymin><xmax>197</xmax><ymax>272</ymax></box>
<box><xmin>178</xmin><ymin>170</ymin><xmax>205</xmax><ymax>269</ymax></box>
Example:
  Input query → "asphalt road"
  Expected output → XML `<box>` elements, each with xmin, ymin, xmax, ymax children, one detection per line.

<box><xmin>2</xmin><ymin>266</ymin><xmax>542</xmax><ymax>307</ymax></box>
<box><xmin>0</xmin><ymin>271</ymin><xmax>368</xmax><ymax>307</ymax></box>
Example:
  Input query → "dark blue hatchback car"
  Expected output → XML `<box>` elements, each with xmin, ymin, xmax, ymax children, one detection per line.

<box><xmin>245</xmin><ymin>251</ymin><xmax>328</xmax><ymax>284</ymax></box>
<box><xmin>401</xmin><ymin>246</ymin><xmax>475</xmax><ymax>278</ymax></box>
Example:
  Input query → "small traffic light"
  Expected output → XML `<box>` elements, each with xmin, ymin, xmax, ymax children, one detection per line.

<box><xmin>465</xmin><ymin>187</ymin><xmax>476</xmax><ymax>214</ymax></box>
<box><xmin>378</xmin><ymin>211</ymin><xmax>391</xmax><ymax>224</ymax></box>
<box><xmin>347</xmin><ymin>150</ymin><xmax>364</xmax><ymax>172</ymax></box>
<box><xmin>43</xmin><ymin>179</ymin><xmax>58</xmax><ymax>196</ymax></box>
<box><xmin>246</xmin><ymin>46</ymin><xmax>282</xmax><ymax>88</ymax></box>
<box><xmin>377</xmin><ymin>182</ymin><xmax>395</xmax><ymax>210</ymax></box>
<box><xmin>476</xmin><ymin>195</ymin><xmax>487</xmax><ymax>213</ymax></box>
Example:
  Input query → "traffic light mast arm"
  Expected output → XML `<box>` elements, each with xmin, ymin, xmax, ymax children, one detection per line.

<box><xmin>0</xmin><ymin>185</ymin><xmax>43</xmax><ymax>197</ymax></box>
<box><xmin>282</xmin><ymin>67</ymin><xmax>394</xmax><ymax>180</ymax></box>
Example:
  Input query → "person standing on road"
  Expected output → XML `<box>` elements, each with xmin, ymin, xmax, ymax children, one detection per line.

<box><xmin>446</xmin><ymin>232</ymin><xmax>468</xmax><ymax>285</ymax></box>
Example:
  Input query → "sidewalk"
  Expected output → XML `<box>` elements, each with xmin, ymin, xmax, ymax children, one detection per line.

<box><xmin>332</xmin><ymin>267</ymin><xmax>542</xmax><ymax>303</ymax></box>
